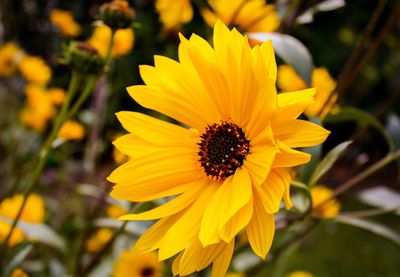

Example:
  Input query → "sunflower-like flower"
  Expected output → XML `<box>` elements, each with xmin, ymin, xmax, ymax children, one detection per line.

<box><xmin>57</xmin><ymin>120</ymin><xmax>86</xmax><ymax>141</ymax></box>
<box><xmin>112</xmin><ymin>247</ymin><xmax>164</xmax><ymax>277</ymax></box>
<box><xmin>202</xmin><ymin>0</ymin><xmax>279</xmax><ymax>33</ymax></box>
<box><xmin>278</xmin><ymin>65</ymin><xmax>338</xmax><ymax>119</ymax></box>
<box><xmin>0</xmin><ymin>43</ymin><xmax>23</xmax><ymax>77</ymax></box>
<box><xmin>311</xmin><ymin>185</ymin><xmax>340</xmax><ymax>218</ymax></box>
<box><xmin>108</xmin><ymin>22</ymin><xmax>329</xmax><ymax>276</ymax></box>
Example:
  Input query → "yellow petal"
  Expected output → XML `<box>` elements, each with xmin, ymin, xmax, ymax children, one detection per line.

<box><xmin>219</xmin><ymin>196</ymin><xmax>253</xmax><ymax>242</ymax></box>
<box><xmin>273</xmin><ymin>140</ymin><xmax>311</xmax><ymax>167</ymax></box>
<box><xmin>119</xmin><ymin>182</ymin><xmax>204</xmax><ymax>221</ymax></box>
<box><xmin>109</xmin><ymin>151</ymin><xmax>199</xmax><ymax>202</ymax></box>
<box><xmin>247</xmin><ymin>192</ymin><xmax>275</xmax><ymax>258</ymax></box>
<box><xmin>275</xmin><ymin>88</ymin><xmax>316</xmax><ymax>121</ymax></box>
<box><xmin>244</xmin><ymin>145</ymin><xmax>276</xmax><ymax>186</ymax></box>
<box><xmin>217</xmin><ymin>168</ymin><xmax>252</xmax><ymax>230</ymax></box>
<box><xmin>115</xmin><ymin>111</ymin><xmax>196</xmax><ymax>147</ymax></box>
<box><xmin>158</xmin><ymin>184</ymin><xmax>217</xmax><ymax>260</ymax></box>
<box><xmin>273</xmin><ymin>119</ymin><xmax>330</xmax><ymax>148</ymax></box>
<box><xmin>211</xmin><ymin>239</ymin><xmax>235</xmax><ymax>277</ymax></box>
<box><xmin>251</xmin><ymin>40</ymin><xmax>277</xmax><ymax>84</ymax></box>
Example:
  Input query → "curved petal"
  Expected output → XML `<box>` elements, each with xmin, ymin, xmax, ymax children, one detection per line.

<box><xmin>217</xmin><ymin>168</ymin><xmax>252</xmax><ymax>229</ymax></box>
<box><xmin>158</xmin><ymin>184</ymin><xmax>217</xmax><ymax>260</ymax></box>
<box><xmin>273</xmin><ymin>119</ymin><xmax>330</xmax><ymax>148</ymax></box>
<box><xmin>119</xmin><ymin>182</ymin><xmax>205</xmax><ymax>221</ymax></box>
<box><xmin>247</xmin><ymin>191</ymin><xmax>275</xmax><ymax>258</ymax></box>
<box><xmin>272</xmin><ymin>140</ymin><xmax>311</xmax><ymax>167</ymax></box>
<box><xmin>211</xmin><ymin>239</ymin><xmax>235</xmax><ymax>277</ymax></box>
<box><xmin>244</xmin><ymin>145</ymin><xmax>276</xmax><ymax>186</ymax></box>
<box><xmin>275</xmin><ymin>88</ymin><xmax>316</xmax><ymax>121</ymax></box>
<box><xmin>251</xmin><ymin>40</ymin><xmax>277</xmax><ymax>85</ymax></box>
<box><xmin>219</xmin><ymin>195</ymin><xmax>253</xmax><ymax>242</ymax></box>
<box><xmin>115</xmin><ymin>111</ymin><xmax>197</xmax><ymax>147</ymax></box>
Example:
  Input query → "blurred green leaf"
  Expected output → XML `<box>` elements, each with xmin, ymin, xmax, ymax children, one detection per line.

<box><xmin>94</xmin><ymin>218</ymin><xmax>148</xmax><ymax>235</ymax></box>
<box><xmin>4</xmin><ymin>244</ymin><xmax>33</xmax><ymax>276</ymax></box>
<box><xmin>324</xmin><ymin>107</ymin><xmax>395</xmax><ymax>151</ymax></box>
<box><xmin>335</xmin><ymin>216</ymin><xmax>400</xmax><ymax>248</ymax></box>
<box><xmin>386</xmin><ymin>113</ymin><xmax>400</xmax><ymax>150</ymax></box>
<box><xmin>309</xmin><ymin>141</ymin><xmax>352</xmax><ymax>186</ymax></box>
<box><xmin>358</xmin><ymin>186</ymin><xmax>400</xmax><ymax>216</ymax></box>
<box><xmin>247</xmin><ymin>32</ymin><xmax>313</xmax><ymax>84</ymax></box>
<box><xmin>297</xmin><ymin>0</ymin><xmax>346</xmax><ymax>24</ymax></box>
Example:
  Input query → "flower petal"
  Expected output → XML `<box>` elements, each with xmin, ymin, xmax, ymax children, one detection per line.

<box><xmin>275</xmin><ymin>88</ymin><xmax>316</xmax><ymax>121</ymax></box>
<box><xmin>211</xmin><ymin>239</ymin><xmax>235</xmax><ymax>277</ymax></box>
<box><xmin>247</xmin><ymin>191</ymin><xmax>275</xmax><ymax>258</ymax></box>
<box><xmin>244</xmin><ymin>145</ymin><xmax>276</xmax><ymax>186</ymax></box>
<box><xmin>119</xmin><ymin>182</ymin><xmax>204</xmax><ymax>221</ymax></box>
<box><xmin>273</xmin><ymin>119</ymin><xmax>330</xmax><ymax>148</ymax></box>
<box><xmin>219</xmin><ymin>195</ymin><xmax>253</xmax><ymax>242</ymax></box>
<box><xmin>273</xmin><ymin>140</ymin><xmax>311</xmax><ymax>167</ymax></box>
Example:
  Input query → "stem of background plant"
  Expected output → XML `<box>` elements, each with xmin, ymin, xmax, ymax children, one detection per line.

<box><xmin>0</xmin><ymin>71</ymin><xmax>81</xmax><ymax>263</ymax></box>
<box><xmin>314</xmin><ymin>149</ymin><xmax>400</xmax><ymax>211</ymax></box>
<box><xmin>83</xmin><ymin>29</ymin><xmax>115</xmax><ymax>176</ymax></box>
<box><xmin>78</xmin><ymin>202</ymin><xmax>142</xmax><ymax>276</ymax></box>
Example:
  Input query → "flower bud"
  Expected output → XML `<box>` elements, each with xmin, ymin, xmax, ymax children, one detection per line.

<box><xmin>61</xmin><ymin>41</ymin><xmax>105</xmax><ymax>75</ymax></box>
<box><xmin>99</xmin><ymin>0</ymin><xmax>135</xmax><ymax>30</ymax></box>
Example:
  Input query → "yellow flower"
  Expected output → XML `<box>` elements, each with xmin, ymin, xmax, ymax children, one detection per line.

<box><xmin>112</xmin><ymin>133</ymin><xmax>130</xmax><ymax>164</ymax></box>
<box><xmin>0</xmin><ymin>194</ymin><xmax>45</xmax><ymax>246</ymax></box>
<box><xmin>85</xmin><ymin>228</ymin><xmax>113</xmax><ymax>253</ymax></box>
<box><xmin>202</xmin><ymin>0</ymin><xmax>279</xmax><ymax>33</ymax></box>
<box><xmin>107</xmin><ymin>204</ymin><xmax>128</xmax><ymax>219</ymax></box>
<box><xmin>47</xmin><ymin>87</ymin><xmax>66</xmax><ymax>105</ymax></box>
<box><xmin>19</xmin><ymin>56</ymin><xmax>51</xmax><ymax>85</ymax></box>
<box><xmin>311</xmin><ymin>185</ymin><xmax>340</xmax><ymax>218</ymax></box>
<box><xmin>155</xmin><ymin>0</ymin><xmax>193</xmax><ymax>31</ymax></box>
<box><xmin>277</xmin><ymin>65</ymin><xmax>338</xmax><ymax>119</ymax></box>
<box><xmin>11</xmin><ymin>268</ymin><xmax>29</xmax><ymax>277</ymax></box>
<box><xmin>112</xmin><ymin>247</ymin><xmax>163</xmax><ymax>277</ymax></box>
<box><xmin>20</xmin><ymin>84</ymin><xmax>55</xmax><ymax>131</ymax></box>
<box><xmin>108</xmin><ymin>22</ymin><xmax>329</xmax><ymax>277</ymax></box>
<box><xmin>0</xmin><ymin>194</ymin><xmax>45</xmax><ymax>223</ymax></box>
<box><xmin>58</xmin><ymin>120</ymin><xmax>85</xmax><ymax>141</ymax></box>
<box><xmin>286</xmin><ymin>271</ymin><xmax>314</xmax><ymax>277</ymax></box>
<box><xmin>0</xmin><ymin>43</ymin><xmax>23</xmax><ymax>77</ymax></box>
<box><xmin>88</xmin><ymin>25</ymin><xmax>134</xmax><ymax>57</ymax></box>
<box><xmin>49</xmin><ymin>9</ymin><xmax>81</xmax><ymax>37</ymax></box>
<box><xmin>0</xmin><ymin>221</ymin><xmax>25</xmax><ymax>247</ymax></box>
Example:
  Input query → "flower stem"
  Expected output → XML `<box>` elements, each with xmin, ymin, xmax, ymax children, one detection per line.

<box><xmin>0</xmin><ymin>71</ymin><xmax>81</xmax><ymax>262</ymax></box>
<box><xmin>83</xmin><ymin>30</ymin><xmax>115</xmax><ymax>175</ymax></box>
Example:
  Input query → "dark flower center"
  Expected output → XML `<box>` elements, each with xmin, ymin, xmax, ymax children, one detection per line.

<box><xmin>198</xmin><ymin>121</ymin><xmax>250</xmax><ymax>181</ymax></box>
<box><xmin>140</xmin><ymin>266</ymin><xmax>155</xmax><ymax>277</ymax></box>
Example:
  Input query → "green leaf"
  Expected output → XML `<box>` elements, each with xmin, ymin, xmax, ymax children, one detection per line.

<box><xmin>4</xmin><ymin>244</ymin><xmax>33</xmax><ymax>276</ymax></box>
<box><xmin>0</xmin><ymin>216</ymin><xmax>66</xmax><ymax>253</ymax></box>
<box><xmin>386</xmin><ymin>113</ymin><xmax>400</xmax><ymax>150</ymax></box>
<box><xmin>324</xmin><ymin>106</ymin><xmax>395</xmax><ymax>151</ymax></box>
<box><xmin>309</xmin><ymin>141</ymin><xmax>352</xmax><ymax>186</ymax></box>
<box><xmin>247</xmin><ymin>32</ymin><xmax>313</xmax><ymax>85</ymax></box>
<box><xmin>335</xmin><ymin>216</ymin><xmax>400</xmax><ymax>248</ymax></box>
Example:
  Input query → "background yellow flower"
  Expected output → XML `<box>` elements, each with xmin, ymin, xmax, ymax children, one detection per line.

<box><xmin>88</xmin><ymin>25</ymin><xmax>134</xmax><ymax>57</ymax></box>
<box><xmin>58</xmin><ymin>120</ymin><xmax>86</xmax><ymax>141</ymax></box>
<box><xmin>155</xmin><ymin>0</ymin><xmax>193</xmax><ymax>31</ymax></box>
<box><xmin>49</xmin><ymin>9</ymin><xmax>81</xmax><ymax>37</ymax></box>
<box><xmin>112</xmin><ymin>247</ymin><xmax>163</xmax><ymax>277</ymax></box>
<box><xmin>0</xmin><ymin>43</ymin><xmax>23</xmax><ymax>77</ymax></box>
<box><xmin>311</xmin><ymin>185</ymin><xmax>341</xmax><ymax>218</ymax></box>
<box><xmin>202</xmin><ymin>0</ymin><xmax>279</xmax><ymax>33</ymax></box>
<box><xmin>85</xmin><ymin>228</ymin><xmax>113</xmax><ymax>253</ymax></box>
<box><xmin>18</xmin><ymin>56</ymin><xmax>51</xmax><ymax>85</ymax></box>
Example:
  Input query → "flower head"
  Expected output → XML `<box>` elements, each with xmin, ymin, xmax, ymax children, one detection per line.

<box><xmin>0</xmin><ymin>194</ymin><xmax>45</xmax><ymax>246</ymax></box>
<box><xmin>277</xmin><ymin>65</ymin><xmax>338</xmax><ymax>119</ymax></box>
<box><xmin>108</xmin><ymin>22</ymin><xmax>329</xmax><ymax>276</ymax></box>
<box><xmin>20</xmin><ymin>84</ymin><xmax>56</xmax><ymax>131</ymax></box>
<box><xmin>18</xmin><ymin>56</ymin><xmax>51</xmax><ymax>85</ymax></box>
<box><xmin>47</xmin><ymin>87</ymin><xmax>66</xmax><ymax>105</ymax></box>
<box><xmin>85</xmin><ymin>228</ymin><xmax>113</xmax><ymax>253</ymax></box>
<box><xmin>112</xmin><ymin>247</ymin><xmax>164</xmax><ymax>277</ymax></box>
<box><xmin>49</xmin><ymin>9</ymin><xmax>81</xmax><ymax>37</ymax></box>
<box><xmin>11</xmin><ymin>268</ymin><xmax>29</xmax><ymax>277</ymax></box>
<box><xmin>202</xmin><ymin>0</ymin><xmax>279</xmax><ymax>33</ymax></box>
<box><xmin>286</xmin><ymin>271</ymin><xmax>315</xmax><ymax>277</ymax></box>
<box><xmin>99</xmin><ymin>0</ymin><xmax>135</xmax><ymax>30</ymax></box>
<box><xmin>88</xmin><ymin>25</ymin><xmax>134</xmax><ymax>58</ymax></box>
<box><xmin>0</xmin><ymin>43</ymin><xmax>23</xmax><ymax>77</ymax></box>
<box><xmin>155</xmin><ymin>0</ymin><xmax>193</xmax><ymax>32</ymax></box>
<box><xmin>58</xmin><ymin>120</ymin><xmax>85</xmax><ymax>141</ymax></box>
<box><xmin>311</xmin><ymin>185</ymin><xmax>340</xmax><ymax>218</ymax></box>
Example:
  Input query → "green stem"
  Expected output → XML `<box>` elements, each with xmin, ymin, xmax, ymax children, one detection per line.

<box><xmin>0</xmin><ymin>71</ymin><xmax>81</xmax><ymax>263</ymax></box>
<box><xmin>66</xmin><ymin>76</ymin><xmax>98</xmax><ymax>120</ymax></box>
